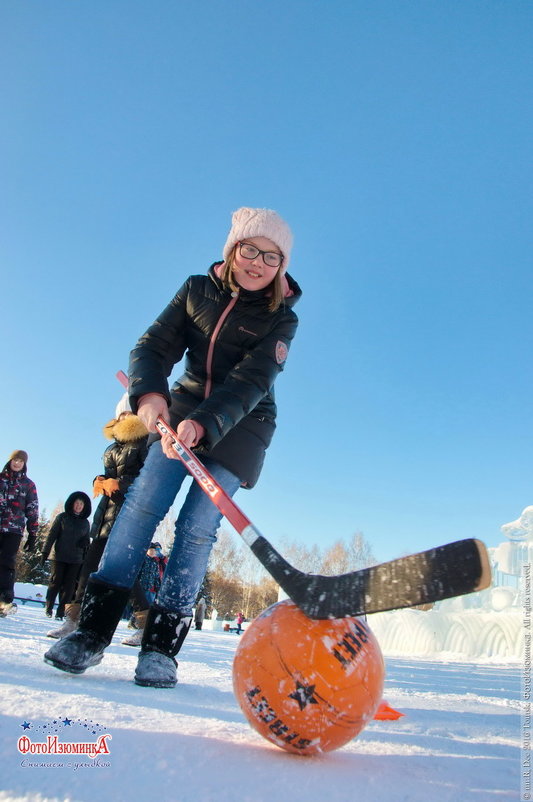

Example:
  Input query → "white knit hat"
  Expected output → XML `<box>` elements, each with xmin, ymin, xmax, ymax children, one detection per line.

<box><xmin>115</xmin><ymin>391</ymin><xmax>132</xmax><ymax>418</ymax></box>
<box><xmin>222</xmin><ymin>207</ymin><xmax>293</xmax><ymax>273</ymax></box>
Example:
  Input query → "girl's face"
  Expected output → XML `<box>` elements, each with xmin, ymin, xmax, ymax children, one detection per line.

<box><xmin>231</xmin><ymin>236</ymin><xmax>282</xmax><ymax>292</ymax></box>
<box><xmin>10</xmin><ymin>458</ymin><xmax>24</xmax><ymax>472</ymax></box>
<box><xmin>73</xmin><ymin>499</ymin><xmax>84</xmax><ymax>514</ymax></box>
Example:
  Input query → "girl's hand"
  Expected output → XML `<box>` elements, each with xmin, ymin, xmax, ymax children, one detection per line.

<box><xmin>93</xmin><ymin>477</ymin><xmax>105</xmax><ymax>498</ymax></box>
<box><xmin>161</xmin><ymin>420</ymin><xmax>205</xmax><ymax>459</ymax></box>
<box><xmin>137</xmin><ymin>393</ymin><xmax>169</xmax><ymax>433</ymax></box>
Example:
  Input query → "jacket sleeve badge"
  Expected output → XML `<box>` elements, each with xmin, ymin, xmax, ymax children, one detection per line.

<box><xmin>275</xmin><ymin>340</ymin><xmax>288</xmax><ymax>365</ymax></box>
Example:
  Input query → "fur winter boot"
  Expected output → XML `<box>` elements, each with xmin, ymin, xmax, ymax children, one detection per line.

<box><xmin>121</xmin><ymin>609</ymin><xmax>149</xmax><ymax>647</ymax></box>
<box><xmin>44</xmin><ymin>579</ymin><xmax>130</xmax><ymax>674</ymax></box>
<box><xmin>134</xmin><ymin>605</ymin><xmax>192</xmax><ymax>688</ymax></box>
<box><xmin>46</xmin><ymin>602</ymin><xmax>81</xmax><ymax>639</ymax></box>
<box><xmin>0</xmin><ymin>601</ymin><xmax>17</xmax><ymax>617</ymax></box>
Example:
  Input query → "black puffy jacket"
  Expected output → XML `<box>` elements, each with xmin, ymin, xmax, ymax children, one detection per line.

<box><xmin>91</xmin><ymin>415</ymin><xmax>149</xmax><ymax>539</ymax></box>
<box><xmin>129</xmin><ymin>263</ymin><xmax>302</xmax><ymax>487</ymax></box>
<box><xmin>42</xmin><ymin>492</ymin><xmax>91</xmax><ymax>564</ymax></box>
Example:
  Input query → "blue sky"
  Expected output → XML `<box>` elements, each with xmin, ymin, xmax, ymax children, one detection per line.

<box><xmin>2</xmin><ymin>0</ymin><xmax>531</xmax><ymax>564</ymax></box>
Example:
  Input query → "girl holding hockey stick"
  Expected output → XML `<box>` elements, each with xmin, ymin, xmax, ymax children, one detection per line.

<box><xmin>45</xmin><ymin>207</ymin><xmax>301</xmax><ymax>687</ymax></box>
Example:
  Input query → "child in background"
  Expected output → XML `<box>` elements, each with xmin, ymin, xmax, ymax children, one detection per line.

<box><xmin>194</xmin><ymin>596</ymin><xmax>207</xmax><ymax>631</ymax></box>
<box><xmin>137</xmin><ymin>544</ymin><xmax>161</xmax><ymax>606</ymax></box>
<box><xmin>0</xmin><ymin>450</ymin><xmax>39</xmax><ymax>616</ymax></box>
<box><xmin>47</xmin><ymin>411</ymin><xmax>149</xmax><ymax>639</ymax></box>
<box><xmin>236</xmin><ymin>611</ymin><xmax>245</xmax><ymax>634</ymax></box>
<box><xmin>41</xmin><ymin>492</ymin><xmax>91</xmax><ymax>619</ymax></box>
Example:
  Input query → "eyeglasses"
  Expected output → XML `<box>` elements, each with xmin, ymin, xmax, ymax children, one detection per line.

<box><xmin>238</xmin><ymin>242</ymin><xmax>283</xmax><ymax>269</ymax></box>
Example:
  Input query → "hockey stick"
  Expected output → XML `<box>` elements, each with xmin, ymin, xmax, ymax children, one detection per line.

<box><xmin>116</xmin><ymin>370</ymin><xmax>491</xmax><ymax>618</ymax></box>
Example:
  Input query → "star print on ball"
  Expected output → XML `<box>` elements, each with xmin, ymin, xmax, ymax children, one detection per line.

<box><xmin>289</xmin><ymin>681</ymin><xmax>319</xmax><ymax>711</ymax></box>
<box><xmin>232</xmin><ymin>599</ymin><xmax>385</xmax><ymax>755</ymax></box>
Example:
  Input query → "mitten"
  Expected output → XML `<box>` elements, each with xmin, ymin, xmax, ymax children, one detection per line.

<box><xmin>23</xmin><ymin>535</ymin><xmax>36</xmax><ymax>553</ymax></box>
<box><xmin>102</xmin><ymin>478</ymin><xmax>120</xmax><ymax>497</ymax></box>
<box><xmin>93</xmin><ymin>477</ymin><xmax>105</xmax><ymax>498</ymax></box>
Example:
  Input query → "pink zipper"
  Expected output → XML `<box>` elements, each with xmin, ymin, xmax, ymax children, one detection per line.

<box><xmin>204</xmin><ymin>291</ymin><xmax>239</xmax><ymax>398</ymax></box>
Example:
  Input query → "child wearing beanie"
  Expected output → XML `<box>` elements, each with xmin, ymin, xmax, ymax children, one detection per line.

<box><xmin>0</xmin><ymin>450</ymin><xmax>39</xmax><ymax>615</ymax></box>
<box><xmin>45</xmin><ymin>207</ymin><xmax>302</xmax><ymax>687</ymax></box>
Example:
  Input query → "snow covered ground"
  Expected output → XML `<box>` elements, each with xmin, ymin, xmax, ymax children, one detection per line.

<box><xmin>0</xmin><ymin>603</ymin><xmax>521</xmax><ymax>802</ymax></box>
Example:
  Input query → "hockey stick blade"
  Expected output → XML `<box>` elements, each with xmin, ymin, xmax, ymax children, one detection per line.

<box><xmin>153</xmin><ymin>418</ymin><xmax>491</xmax><ymax>618</ymax></box>
<box><xmin>116</xmin><ymin>371</ymin><xmax>491</xmax><ymax>618</ymax></box>
<box><xmin>251</xmin><ymin>537</ymin><xmax>492</xmax><ymax>619</ymax></box>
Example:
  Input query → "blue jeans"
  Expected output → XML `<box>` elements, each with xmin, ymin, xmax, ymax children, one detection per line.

<box><xmin>94</xmin><ymin>441</ymin><xmax>240</xmax><ymax>615</ymax></box>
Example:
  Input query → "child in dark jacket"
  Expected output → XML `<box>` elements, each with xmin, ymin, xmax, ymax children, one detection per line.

<box><xmin>46</xmin><ymin>411</ymin><xmax>149</xmax><ymax>639</ymax></box>
<box><xmin>41</xmin><ymin>492</ymin><xmax>92</xmax><ymax>618</ymax></box>
<box><xmin>45</xmin><ymin>206</ymin><xmax>301</xmax><ymax>688</ymax></box>
<box><xmin>137</xmin><ymin>545</ymin><xmax>162</xmax><ymax>605</ymax></box>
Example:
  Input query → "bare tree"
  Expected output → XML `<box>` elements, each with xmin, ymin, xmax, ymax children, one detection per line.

<box><xmin>247</xmin><ymin>575</ymin><xmax>278</xmax><ymax>617</ymax></box>
<box><xmin>208</xmin><ymin>530</ymin><xmax>278</xmax><ymax>618</ymax></box>
<box><xmin>278</xmin><ymin>537</ymin><xmax>322</xmax><ymax>573</ymax></box>
<box><xmin>348</xmin><ymin>531</ymin><xmax>376</xmax><ymax>569</ymax></box>
<box><xmin>320</xmin><ymin>540</ymin><xmax>350</xmax><ymax>575</ymax></box>
<box><xmin>49</xmin><ymin>502</ymin><xmax>63</xmax><ymax>525</ymax></box>
<box><xmin>236</xmin><ymin>543</ymin><xmax>276</xmax><ymax>618</ymax></box>
<box><xmin>208</xmin><ymin>529</ymin><xmax>240</xmax><ymax>578</ymax></box>
<box><xmin>153</xmin><ymin>504</ymin><xmax>178</xmax><ymax>554</ymax></box>
<box><xmin>205</xmin><ymin>526</ymin><xmax>376</xmax><ymax>620</ymax></box>
<box><xmin>208</xmin><ymin>574</ymin><xmax>241</xmax><ymax>619</ymax></box>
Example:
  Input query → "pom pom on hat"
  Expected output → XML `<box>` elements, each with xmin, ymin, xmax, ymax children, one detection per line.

<box><xmin>9</xmin><ymin>449</ymin><xmax>28</xmax><ymax>464</ymax></box>
<box><xmin>222</xmin><ymin>207</ymin><xmax>293</xmax><ymax>273</ymax></box>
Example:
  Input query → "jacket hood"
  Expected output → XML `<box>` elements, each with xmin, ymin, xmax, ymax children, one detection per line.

<box><xmin>283</xmin><ymin>272</ymin><xmax>303</xmax><ymax>308</ymax></box>
<box><xmin>103</xmin><ymin>415</ymin><xmax>149</xmax><ymax>443</ymax></box>
<box><xmin>64</xmin><ymin>491</ymin><xmax>92</xmax><ymax>518</ymax></box>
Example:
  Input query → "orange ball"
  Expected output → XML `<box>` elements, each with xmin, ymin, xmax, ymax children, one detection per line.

<box><xmin>232</xmin><ymin>600</ymin><xmax>385</xmax><ymax>755</ymax></box>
